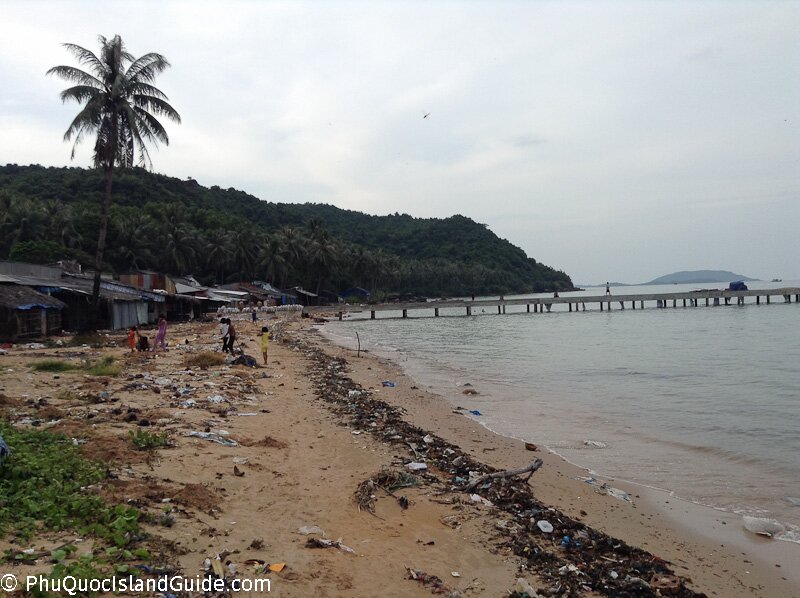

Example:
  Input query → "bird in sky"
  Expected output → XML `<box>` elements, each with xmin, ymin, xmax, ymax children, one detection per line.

<box><xmin>423</xmin><ymin>112</ymin><xmax>430</xmax><ymax>119</ymax></box>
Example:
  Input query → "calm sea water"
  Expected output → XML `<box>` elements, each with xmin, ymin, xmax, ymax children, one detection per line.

<box><xmin>323</xmin><ymin>281</ymin><xmax>800</xmax><ymax>542</ymax></box>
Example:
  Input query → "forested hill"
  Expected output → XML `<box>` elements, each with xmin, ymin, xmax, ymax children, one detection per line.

<box><xmin>0</xmin><ymin>164</ymin><xmax>573</xmax><ymax>296</ymax></box>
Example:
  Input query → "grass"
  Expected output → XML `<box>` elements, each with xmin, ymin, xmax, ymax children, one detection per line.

<box><xmin>128</xmin><ymin>430</ymin><xmax>170</xmax><ymax>451</ymax></box>
<box><xmin>84</xmin><ymin>356</ymin><xmax>121</xmax><ymax>377</ymax></box>
<box><xmin>30</xmin><ymin>360</ymin><xmax>80</xmax><ymax>373</ymax></box>
<box><xmin>30</xmin><ymin>356</ymin><xmax>121</xmax><ymax>377</ymax></box>
<box><xmin>184</xmin><ymin>351</ymin><xmax>226</xmax><ymax>369</ymax></box>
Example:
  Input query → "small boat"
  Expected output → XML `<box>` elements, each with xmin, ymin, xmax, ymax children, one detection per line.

<box><xmin>772</xmin><ymin>278</ymin><xmax>782</xmax><ymax>282</ymax></box>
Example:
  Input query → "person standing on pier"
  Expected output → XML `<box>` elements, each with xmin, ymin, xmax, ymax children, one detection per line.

<box><xmin>605</xmin><ymin>282</ymin><xmax>611</xmax><ymax>296</ymax></box>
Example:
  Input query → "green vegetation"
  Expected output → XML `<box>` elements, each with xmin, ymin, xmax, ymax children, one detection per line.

<box><xmin>0</xmin><ymin>422</ymin><xmax>158</xmax><ymax>594</ymax></box>
<box><xmin>0</xmin><ymin>422</ymin><xmax>141</xmax><ymax>545</ymax></box>
<box><xmin>184</xmin><ymin>351</ymin><xmax>226</xmax><ymax>369</ymax></box>
<box><xmin>0</xmin><ymin>165</ymin><xmax>573</xmax><ymax>296</ymax></box>
<box><xmin>31</xmin><ymin>360</ymin><xmax>80</xmax><ymax>372</ymax></box>
<box><xmin>84</xmin><ymin>356</ymin><xmax>120</xmax><ymax>377</ymax></box>
<box><xmin>128</xmin><ymin>429</ymin><xmax>170</xmax><ymax>451</ymax></box>
<box><xmin>30</xmin><ymin>356</ymin><xmax>120</xmax><ymax>377</ymax></box>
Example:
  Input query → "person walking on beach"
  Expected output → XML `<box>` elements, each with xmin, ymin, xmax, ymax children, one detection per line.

<box><xmin>225</xmin><ymin>318</ymin><xmax>237</xmax><ymax>354</ymax></box>
<box><xmin>219</xmin><ymin>318</ymin><xmax>230</xmax><ymax>353</ymax></box>
<box><xmin>128</xmin><ymin>326</ymin><xmax>137</xmax><ymax>352</ymax></box>
<box><xmin>261</xmin><ymin>325</ymin><xmax>270</xmax><ymax>365</ymax></box>
<box><xmin>605</xmin><ymin>282</ymin><xmax>611</xmax><ymax>296</ymax></box>
<box><xmin>152</xmin><ymin>315</ymin><xmax>168</xmax><ymax>352</ymax></box>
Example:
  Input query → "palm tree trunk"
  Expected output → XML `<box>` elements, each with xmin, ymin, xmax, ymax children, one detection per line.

<box><xmin>89</xmin><ymin>164</ymin><xmax>114</xmax><ymax>330</ymax></box>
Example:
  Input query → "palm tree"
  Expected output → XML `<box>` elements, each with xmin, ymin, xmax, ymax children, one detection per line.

<box><xmin>204</xmin><ymin>229</ymin><xmax>232</xmax><ymax>284</ymax></box>
<box><xmin>47</xmin><ymin>35</ymin><xmax>180</xmax><ymax>329</ymax></box>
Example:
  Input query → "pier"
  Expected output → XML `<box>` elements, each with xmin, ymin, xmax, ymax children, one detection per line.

<box><xmin>304</xmin><ymin>287</ymin><xmax>800</xmax><ymax>320</ymax></box>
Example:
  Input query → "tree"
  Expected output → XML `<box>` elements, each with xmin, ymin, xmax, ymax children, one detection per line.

<box><xmin>47</xmin><ymin>35</ymin><xmax>180</xmax><ymax>329</ymax></box>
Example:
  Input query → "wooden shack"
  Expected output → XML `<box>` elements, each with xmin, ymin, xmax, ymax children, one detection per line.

<box><xmin>0</xmin><ymin>285</ymin><xmax>66</xmax><ymax>341</ymax></box>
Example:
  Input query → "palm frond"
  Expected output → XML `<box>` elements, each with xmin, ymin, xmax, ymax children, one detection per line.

<box><xmin>60</xmin><ymin>43</ymin><xmax>107</xmax><ymax>78</ymax></box>
<box><xmin>127</xmin><ymin>53</ymin><xmax>171</xmax><ymax>81</ymax></box>
<box><xmin>132</xmin><ymin>95</ymin><xmax>181</xmax><ymax>123</ymax></box>
<box><xmin>133</xmin><ymin>107</ymin><xmax>170</xmax><ymax>144</ymax></box>
<box><xmin>46</xmin><ymin>65</ymin><xmax>105</xmax><ymax>88</ymax></box>
<box><xmin>58</xmin><ymin>85</ymin><xmax>103</xmax><ymax>105</ymax></box>
<box><xmin>127</xmin><ymin>80</ymin><xmax>170</xmax><ymax>101</ymax></box>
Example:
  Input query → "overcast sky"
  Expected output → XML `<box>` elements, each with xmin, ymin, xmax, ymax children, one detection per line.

<box><xmin>1</xmin><ymin>1</ymin><xmax>798</xmax><ymax>284</ymax></box>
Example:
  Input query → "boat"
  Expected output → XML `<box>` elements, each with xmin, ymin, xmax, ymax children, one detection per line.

<box><xmin>771</xmin><ymin>278</ymin><xmax>782</xmax><ymax>282</ymax></box>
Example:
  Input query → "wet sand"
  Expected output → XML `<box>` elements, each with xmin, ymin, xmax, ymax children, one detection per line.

<box><xmin>0</xmin><ymin>315</ymin><xmax>796</xmax><ymax>597</ymax></box>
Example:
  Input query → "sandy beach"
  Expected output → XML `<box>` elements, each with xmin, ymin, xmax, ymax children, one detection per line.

<box><xmin>0</xmin><ymin>314</ymin><xmax>797</xmax><ymax>597</ymax></box>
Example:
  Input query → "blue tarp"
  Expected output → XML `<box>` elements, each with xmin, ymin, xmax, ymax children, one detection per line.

<box><xmin>16</xmin><ymin>303</ymin><xmax>64</xmax><ymax>310</ymax></box>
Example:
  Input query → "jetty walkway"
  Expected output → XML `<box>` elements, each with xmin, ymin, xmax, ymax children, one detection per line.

<box><xmin>305</xmin><ymin>287</ymin><xmax>800</xmax><ymax>320</ymax></box>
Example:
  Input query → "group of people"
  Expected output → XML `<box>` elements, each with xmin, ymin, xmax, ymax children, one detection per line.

<box><xmin>127</xmin><ymin>315</ymin><xmax>168</xmax><ymax>353</ymax></box>
<box><xmin>220</xmin><ymin>317</ymin><xmax>271</xmax><ymax>364</ymax></box>
<box><xmin>219</xmin><ymin>317</ymin><xmax>237</xmax><ymax>353</ymax></box>
<box><xmin>125</xmin><ymin>312</ymin><xmax>270</xmax><ymax>366</ymax></box>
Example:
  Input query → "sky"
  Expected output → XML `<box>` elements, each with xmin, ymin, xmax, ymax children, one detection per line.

<box><xmin>1</xmin><ymin>1</ymin><xmax>798</xmax><ymax>284</ymax></box>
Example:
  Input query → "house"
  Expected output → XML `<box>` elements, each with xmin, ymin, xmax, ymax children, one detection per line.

<box><xmin>0</xmin><ymin>283</ymin><xmax>66</xmax><ymax>341</ymax></box>
<box><xmin>0</xmin><ymin>261</ymin><xmax>164</xmax><ymax>331</ymax></box>
<box><xmin>291</xmin><ymin>287</ymin><xmax>319</xmax><ymax>307</ymax></box>
<box><xmin>119</xmin><ymin>270</ymin><xmax>177</xmax><ymax>294</ymax></box>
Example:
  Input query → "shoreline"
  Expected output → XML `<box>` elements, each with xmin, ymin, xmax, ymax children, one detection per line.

<box><xmin>320</xmin><ymin>321</ymin><xmax>800</xmax><ymax>542</ymax></box>
<box><xmin>314</xmin><ymin>321</ymin><xmax>800</xmax><ymax>594</ymax></box>
<box><xmin>0</xmin><ymin>317</ymin><xmax>797</xmax><ymax>596</ymax></box>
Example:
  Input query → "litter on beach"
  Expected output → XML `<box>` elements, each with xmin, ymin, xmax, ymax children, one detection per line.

<box><xmin>536</xmin><ymin>520</ymin><xmax>554</xmax><ymax>533</ymax></box>
<box><xmin>381</xmin><ymin>381</ymin><xmax>396</xmax><ymax>387</ymax></box>
<box><xmin>583</xmin><ymin>440</ymin><xmax>607</xmax><ymax>448</ymax></box>
<box><xmin>578</xmin><ymin>476</ymin><xmax>633</xmax><ymax>502</ymax></box>
<box><xmin>470</xmin><ymin>493</ymin><xmax>493</xmax><ymax>507</ymax></box>
<box><xmin>297</xmin><ymin>525</ymin><xmax>325</xmax><ymax>536</ymax></box>
<box><xmin>406</xmin><ymin>462</ymin><xmax>428</xmax><ymax>471</ymax></box>
<box><xmin>305</xmin><ymin>537</ymin><xmax>355</xmax><ymax>554</ymax></box>
<box><xmin>186</xmin><ymin>431</ymin><xmax>238</xmax><ymax>446</ymax></box>
<box><xmin>468</xmin><ymin>409</ymin><xmax>482</xmax><ymax>416</ymax></box>
<box><xmin>742</xmin><ymin>515</ymin><xmax>786</xmax><ymax>538</ymax></box>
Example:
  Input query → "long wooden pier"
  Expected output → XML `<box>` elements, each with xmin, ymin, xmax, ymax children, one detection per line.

<box><xmin>305</xmin><ymin>287</ymin><xmax>800</xmax><ymax>320</ymax></box>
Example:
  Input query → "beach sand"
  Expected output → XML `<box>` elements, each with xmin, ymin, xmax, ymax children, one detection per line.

<box><xmin>0</xmin><ymin>315</ymin><xmax>797</xmax><ymax>597</ymax></box>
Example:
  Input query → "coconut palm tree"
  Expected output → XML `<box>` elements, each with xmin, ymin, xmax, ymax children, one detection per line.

<box><xmin>47</xmin><ymin>34</ymin><xmax>180</xmax><ymax>329</ymax></box>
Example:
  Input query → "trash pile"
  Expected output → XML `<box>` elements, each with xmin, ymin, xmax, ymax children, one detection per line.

<box><xmin>297</xmin><ymin>337</ymin><xmax>707</xmax><ymax>598</ymax></box>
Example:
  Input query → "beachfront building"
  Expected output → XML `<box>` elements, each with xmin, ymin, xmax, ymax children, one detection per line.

<box><xmin>0</xmin><ymin>283</ymin><xmax>66</xmax><ymax>341</ymax></box>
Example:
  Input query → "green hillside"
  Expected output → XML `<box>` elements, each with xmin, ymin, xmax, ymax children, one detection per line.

<box><xmin>0</xmin><ymin>164</ymin><xmax>573</xmax><ymax>297</ymax></box>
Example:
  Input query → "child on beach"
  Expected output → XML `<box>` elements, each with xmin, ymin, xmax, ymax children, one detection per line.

<box><xmin>128</xmin><ymin>326</ymin><xmax>137</xmax><ymax>352</ymax></box>
<box><xmin>152</xmin><ymin>315</ymin><xmax>168</xmax><ymax>352</ymax></box>
<box><xmin>261</xmin><ymin>325</ymin><xmax>270</xmax><ymax>365</ymax></box>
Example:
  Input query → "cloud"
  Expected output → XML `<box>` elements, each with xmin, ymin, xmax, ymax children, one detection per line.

<box><xmin>0</xmin><ymin>0</ymin><xmax>798</xmax><ymax>281</ymax></box>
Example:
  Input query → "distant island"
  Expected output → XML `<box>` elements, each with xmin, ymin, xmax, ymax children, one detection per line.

<box><xmin>644</xmin><ymin>270</ymin><xmax>757</xmax><ymax>285</ymax></box>
<box><xmin>585</xmin><ymin>270</ymin><xmax>758</xmax><ymax>288</ymax></box>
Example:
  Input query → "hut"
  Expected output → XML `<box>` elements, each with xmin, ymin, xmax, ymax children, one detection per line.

<box><xmin>0</xmin><ymin>284</ymin><xmax>66</xmax><ymax>341</ymax></box>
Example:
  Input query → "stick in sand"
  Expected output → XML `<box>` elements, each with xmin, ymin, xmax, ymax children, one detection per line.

<box><xmin>464</xmin><ymin>458</ymin><xmax>543</xmax><ymax>492</ymax></box>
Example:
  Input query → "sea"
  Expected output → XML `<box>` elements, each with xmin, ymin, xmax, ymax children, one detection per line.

<box><xmin>322</xmin><ymin>281</ymin><xmax>800</xmax><ymax>544</ymax></box>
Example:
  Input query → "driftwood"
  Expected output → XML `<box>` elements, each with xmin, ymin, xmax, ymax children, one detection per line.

<box><xmin>464</xmin><ymin>458</ymin><xmax>543</xmax><ymax>492</ymax></box>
